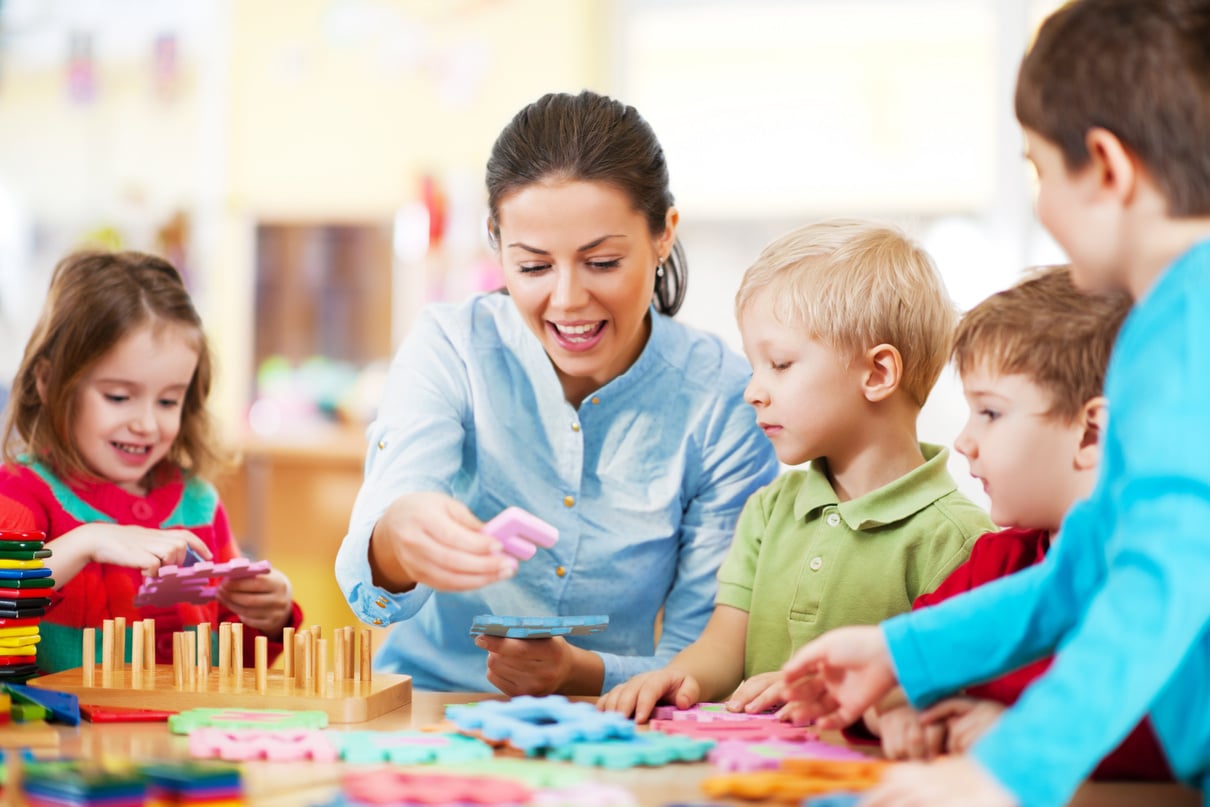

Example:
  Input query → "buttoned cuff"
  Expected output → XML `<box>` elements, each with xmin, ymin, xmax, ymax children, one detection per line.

<box><xmin>336</xmin><ymin>519</ymin><xmax>433</xmax><ymax>628</ymax></box>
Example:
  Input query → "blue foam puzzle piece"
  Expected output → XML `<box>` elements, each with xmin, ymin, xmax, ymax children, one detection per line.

<box><xmin>469</xmin><ymin>615</ymin><xmax>609</xmax><ymax>639</ymax></box>
<box><xmin>803</xmin><ymin>794</ymin><xmax>862</xmax><ymax>807</ymax></box>
<box><xmin>2</xmin><ymin>683</ymin><xmax>80</xmax><ymax>725</ymax></box>
<box><xmin>446</xmin><ymin>695</ymin><xmax>634</xmax><ymax>753</ymax></box>
<box><xmin>0</xmin><ymin>568</ymin><xmax>52</xmax><ymax>579</ymax></box>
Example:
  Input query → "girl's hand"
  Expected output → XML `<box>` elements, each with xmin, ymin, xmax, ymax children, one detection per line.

<box><xmin>217</xmin><ymin>568</ymin><xmax>293</xmax><ymax>637</ymax></box>
<box><xmin>369</xmin><ymin>492</ymin><xmax>518</xmax><ymax>592</ymax></box>
<box><xmin>779</xmin><ymin>626</ymin><xmax>898</xmax><ymax>729</ymax></box>
<box><xmin>920</xmin><ymin>697</ymin><xmax>1006</xmax><ymax>754</ymax></box>
<box><xmin>877</xmin><ymin>704</ymin><xmax>947</xmax><ymax>761</ymax></box>
<box><xmin>597</xmin><ymin>667</ymin><xmax>701</xmax><ymax>723</ymax></box>
<box><xmin>80</xmin><ymin>524</ymin><xmax>213</xmax><ymax>575</ymax></box>
<box><xmin>861</xmin><ymin>755</ymin><xmax>1018</xmax><ymax>807</ymax></box>
<box><xmin>726</xmin><ymin>671</ymin><xmax>787</xmax><ymax>714</ymax></box>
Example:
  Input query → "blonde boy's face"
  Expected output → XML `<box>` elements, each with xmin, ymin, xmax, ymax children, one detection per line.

<box><xmin>955</xmin><ymin>365</ymin><xmax>1091</xmax><ymax>531</ymax></box>
<box><xmin>739</xmin><ymin>290</ymin><xmax>866</xmax><ymax>466</ymax></box>
<box><xmin>1025</xmin><ymin>129</ymin><xmax>1127</xmax><ymax>293</ymax></box>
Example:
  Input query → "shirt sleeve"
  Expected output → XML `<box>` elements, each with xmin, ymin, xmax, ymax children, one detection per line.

<box><xmin>593</xmin><ymin>390</ymin><xmax>779</xmax><ymax>691</ymax></box>
<box><xmin>334</xmin><ymin>308</ymin><xmax>472</xmax><ymax>626</ymax></box>
<box><xmin>714</xmin><ymin>487</ymin><xmax>771</xmax><ymax>612</ymax></box>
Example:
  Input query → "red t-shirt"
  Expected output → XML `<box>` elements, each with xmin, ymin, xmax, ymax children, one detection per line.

<box><xmin>914</xmin><ymin>527</ymin><xmax>1171</xmax><ymax>782</ymax></box>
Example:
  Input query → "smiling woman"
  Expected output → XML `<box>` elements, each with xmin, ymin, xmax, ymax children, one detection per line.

<box><xmin>335</xmin><ymin>90</ymin><xmax>779</xmax><ymax>697</ymax></box>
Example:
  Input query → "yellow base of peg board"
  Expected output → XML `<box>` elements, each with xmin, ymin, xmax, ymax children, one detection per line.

<box><xmin>0</xmin><ymin>721</ymin><xmax>60</xmax><ymax>748</ymax></box>
<box><xmin>26</xmin><ymin>666</ymin><xmax>412</xmax><ymax>724</ymax></box>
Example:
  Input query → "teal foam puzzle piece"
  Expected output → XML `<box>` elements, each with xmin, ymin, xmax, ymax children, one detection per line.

<box><xmin>328</xmin><ymin>730</ymin><xmax>492</xmax><ymax>764</ymax></box>
<box><xmin>545</xmin><ymin>731</ymin><xmax>715</xmax><ymax>768</ymax></box>
<box><xmin>445</xmin><ymin>695</ymin><xmax>634</xmax><ymax>753</ymax></box>
<box><xmin>169</xmin><ymin>707</ymin><xmax>328</xmax><ymax>734</ymax></box>
<box><xmin>470</xmin><ymin>615</ymin><xmax>609</xmax><ymax>639</ymax></box>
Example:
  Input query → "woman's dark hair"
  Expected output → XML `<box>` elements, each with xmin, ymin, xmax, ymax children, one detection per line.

<box><xmin>485</xmin><ymin>90</ymin><xmax>687</xmax><ymax>316</ymax></box>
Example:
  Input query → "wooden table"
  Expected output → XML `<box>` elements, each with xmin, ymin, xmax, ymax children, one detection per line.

<box><xmin>7</xmin><ymin>693</ymin><xmax>1201</xmax><ymax>806</ymax></box>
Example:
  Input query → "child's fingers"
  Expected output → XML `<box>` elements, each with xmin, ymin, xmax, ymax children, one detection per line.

<box><xmin>632</xmin><ymin>676</ymin><xmax>674</xmax><ymax>724</ymax></box>
<box><xmin>742</xmin><ymin>680</ymin><xmax>787</xmax><ymax>714</ymax></box>
<box><xmin>918</xmin><ymin>697</ymin><xmax>974</xmax><ymax>725</ymax></box>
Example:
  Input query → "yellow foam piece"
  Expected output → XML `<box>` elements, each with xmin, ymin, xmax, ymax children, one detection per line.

<box><xmin>0</xmin><ymin>635</ymin><xmax>40</xmax><ymax>648</ymax></box>
<box><xmin>0</xmin><ymin>559</ymin><xmax>44</xmax><ymax>569</ymax></box>
<box><xmin>0</xmin><ymin>626</ymin><xmax>39</xmax><ymax>637</ymax></box>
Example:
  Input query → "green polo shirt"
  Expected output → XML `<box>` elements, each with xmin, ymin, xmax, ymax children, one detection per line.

<box><xmin>717</xmin><ymin>443</ymin><xmax>993</xmax><ymax>676</ymax></box>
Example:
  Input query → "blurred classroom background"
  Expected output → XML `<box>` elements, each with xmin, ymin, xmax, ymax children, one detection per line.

<box><xmin>0</xmin><ymin>0</ymin><xmax>1066</xmax><ymax>641</ymax></box>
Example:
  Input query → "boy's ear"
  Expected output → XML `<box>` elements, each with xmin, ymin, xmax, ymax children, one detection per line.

<box><xmin>861</xmin><ymin>343</ymin><xmax>902</xmax><ymax>402</ymax></box>
<box><xmin>1074</xmin><ymin>395</ymin><xmax>1108</xmax><ymax>471</ymax></box>
<box><xmin>1085</xmin><ymin>127</ymin><xmax>1139</xmax><ymax>206</ymax></box>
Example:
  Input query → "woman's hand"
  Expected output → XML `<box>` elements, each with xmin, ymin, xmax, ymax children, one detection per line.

<box><xmin>474</xmin><ymin>635</ymin><xmax>603</xmax><ymax>697</ymax></box>
<box><xmin>597</xmin><ymin>667</ymin><xmax>702</xmax><ymax>723</ymax></box>
<box><xmin>726</xmin><ymin>671</ymin><xmax>787</xmax><ymax>714</ymax></box>
<box><xmin>369</xmin><ymin>492</ymin><xmax>518</xmax><ymax>593</ymax></box>
<box><xmin>217</xmin><ymin>568</ymin><xmax>293</xmax><ymax>638</ymax></box>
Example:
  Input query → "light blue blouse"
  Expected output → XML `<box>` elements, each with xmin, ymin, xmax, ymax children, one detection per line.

<box><xmin>884</xmin><ymin>239</ymin><xmax>1210</xmax><ymax>806</ymax></box>
<box><xmin>335</xmin><ymin>293</ymin><xmax>778</xmax><ymax>692</ymax></box>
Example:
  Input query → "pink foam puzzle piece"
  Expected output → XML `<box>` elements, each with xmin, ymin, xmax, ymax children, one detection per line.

<box><xmin>649</xmin><ymin>718</ymin><xmax>815</xmax><ymax>742</ymax></box>
<box><xmin>134</xmin><ymin>558</ymin><xmax>271</xmax><ymax>607</ymax></box>
<box><xmin>482</xmin><ymin>507</ymin><xmax>558</xmax><ymax>561</ymax></box>
<box><xmin>187</xmin><ymin>728</ymin><xmax>340</xmax><ymax>763</ymax></box>
<box><xmin>651</xmin><ymin>703</ymin><xmax>781</xmax><ymax>722</ymax></box>
<box><xmin>341</xmin><ymin>769</ymin><xmax>533</xmax><ymax>805</ymax></box>
<box><xmin>529</xmin><ymin>782</ymin><xmax>639</xmax><ymax>806</ymax></box>
<box><xmin>707</xmin><ymin>739</ymin><xmax>871</xmax><ymax>772</ymax></box>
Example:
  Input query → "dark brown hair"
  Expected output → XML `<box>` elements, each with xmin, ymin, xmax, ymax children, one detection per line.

<box><xmin>953</xmin><ymin>265</ymin><xmax>1132</xmax><ymax>421</ymax></box>
<box><xmin>485</xmin><ymin>90</ymin><xmax>687</xmax><ymax>315</ymax></box>
<box><xmin>1015</xmin><ymin>0</ymin><xmax>1210</xmax><ymax>215</ymax></box>
<box><xmin>2</xmin><ymin>250</ymin><xmax>222</xmax><ymax>484</ymax></box>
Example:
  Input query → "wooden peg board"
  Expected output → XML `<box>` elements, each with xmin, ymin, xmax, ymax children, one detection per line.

<box><xmin>26</xmin><ymin>666</ymin><xmax>411</xmax><ymax>724</ymax></box>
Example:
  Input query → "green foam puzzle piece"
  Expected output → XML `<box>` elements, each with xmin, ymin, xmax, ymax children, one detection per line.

<box><xmin>168</xmin><ymin>707</ymin><xmax>328</xmax><ymax>734</ymax></box>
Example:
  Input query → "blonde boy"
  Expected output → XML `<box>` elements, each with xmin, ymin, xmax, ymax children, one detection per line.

<box><xmin>599</xmin><ymin>219</ymin><xmax>993</xmax><ymax>721</ymax></box>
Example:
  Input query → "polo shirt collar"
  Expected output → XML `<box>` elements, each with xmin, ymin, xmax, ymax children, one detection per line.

<box><xmin>792</xmin><ymin>443</ymin><xmax>957</xmax><ymax>530</ymax></box>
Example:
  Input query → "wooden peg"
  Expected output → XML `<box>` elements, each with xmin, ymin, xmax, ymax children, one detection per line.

<box><xmin>143</xmin><ymin>619</ymin><xmax>156</xmax><ymax>671</ymax></box>
<box><xmin>185</xmin><ymin>635</ymin><xmax>196</xmax><ymax>690</ymax></box>
<box><xmin>114</xmin><ymin>616</ymin><xmax>126</xmax><ymax>670</ymax></box>
<box><xmin>302</xmin><ymin>635</ymin><xmax>313</xmax><ymax>692</ymax></box>
<box><xmin>101</xmin><ymin>619</ymin><xmax>115</xmax><ymax>685</ymax></box>
<box><xmin>359</xmin><ymin>628</ymin><xmax>372</xmax><ymax>685</ymax></box>
<box><xmin>334</xmin><ymin>632</ymin><xmax>345</xmax><ymax>685</ymax></box>
<box><xmin>131</xmin><ymin>623</ymin><xmax>144</xmax><ymax>688</ymax></box>
<box><xmin>82</xmin><ymin>627</ymin><xmax>96</xmax><ymax>687</ymax></box>
<box><xmin>232</xmin><ymin>623</ymin><xmax>244</xmax><ymax>670</ymax></box>
<box><xmin>317</xmin><ymin>638</ymin><xmax>328</xmax><ymax>697</ymax></box>
<box><xmin>294</xmin><ymin>633</ymin><xmax>306</xmax><ymax>688</ymax></box>
<box><xmin>255</xmin><ymin>635</ymin><xmax>268</xmax><ymax>693</ymax></box>
<box><xmin>310</xmin><ymin>624</ymin><xmax>322</xmax><ymax>642</ymax></box>
<box><xmin>218</xmin><ymin>622</ymin><xmax>231</xmax><ymax>677</ymax></box>
<box><xmin>282</xmin><ymin>626</ymin><xmax>295</xmax><ymax>678</ymax></box>
<box><xmin>343</xmin><ymin>627</ymin><xmax>354</xmax><ymax>678</ymax></box>
<box><xmin>173</xmin><ymin>632</ymin><xmax>185</xmax><ymax>689</ymax></box>
<box><xmin>197</xmin><ymin>622</ymin><xmax>211</xmax><ymax>680</ymax></box>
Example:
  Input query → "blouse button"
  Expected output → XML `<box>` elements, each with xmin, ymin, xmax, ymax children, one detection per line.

<box><xmin>571</xmin><ymin>423</ymin><xmax>580</xmax><ymax>432</ymax></box>
<box><xmin>590</xmin><ymin>396</ymin><xmax>600</xmax><ymax>405</ymax></box>
<box><xmin>556</xmin><ymin>566</ymin><xmax>567</xmax><ymax>577</ymax></box>
<box><xmin>563</xmin><ymin>495</ymin><xmax>575</xmax><ymax>508</ymax></box>
<box><xmin>132</xmin><ymin>501</ymin><xmax>153</xmax><ymax>520</ymax></box>
<box><xmin>378</xmin><ymin>440</ymin><xmax>387</xmax><ymax>450</ymax></box>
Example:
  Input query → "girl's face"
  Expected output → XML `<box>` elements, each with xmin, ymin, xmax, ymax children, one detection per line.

<box><xmin>72</xmin><ymin>321</ymin><xmax>200</xmax><ymax>495</ymax></box>
<box><xmin>496</xmin><ymin>179</ymin><xmax>676</xmax><ymax>406</ymax></box>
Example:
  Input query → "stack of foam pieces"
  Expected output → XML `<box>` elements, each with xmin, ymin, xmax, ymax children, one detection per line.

<box><xmin>0</xmin><ymin>528</ymin><xmax>52</xmax><ymax>682</ymax></box>
<box><xmin>19</xmin><ymin>760</ymin><xmax>241</xmax><ymax>807</ymax></box>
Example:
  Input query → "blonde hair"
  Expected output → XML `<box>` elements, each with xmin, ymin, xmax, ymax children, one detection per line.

<box><xmin>735</xmin><ymin>219</ymin><xmax>956</xmax><ymax>407</ymax></box>
<box><xmin>953</xmin><ymin>265</ymin><xmax>1131</xmax><ymax>421</ymax></box>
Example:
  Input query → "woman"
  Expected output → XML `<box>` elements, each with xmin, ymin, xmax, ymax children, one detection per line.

<box><xmin>335</xmin><ymin>90</ymin><xmax>778</xmax><ymax>695</ymax></box>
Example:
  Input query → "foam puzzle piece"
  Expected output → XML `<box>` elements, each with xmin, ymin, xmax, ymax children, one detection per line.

<box><xmin>330</xmin><ymin>730</ymin><xmax>493</xmax><ymax>764</ymax></box>
<box><xmin>0</xmin><ymin>568</ymin><xmax>51</xmax><ymax>580</ymax></box>
<box><xmin>483</xmin><ymin>507</ymin><xmax>558</xmax><ymax>561</ymax></box>
<box><xmin>21</xmin><ymin>762</ymin><xmax>148</xmax><ymax>804</ymax></box>
<box><xmin>80</xmin><ymin>704</ymin><xmax>176</xmax><ymax>723</ymax></box>
<box><xmin>529</xmin><ymin>783</ymin><xmax>639</xmax><ymax>806</ymax></box>
<box><xmin>445</xmin><ymin>695</ymin><xmax>635</xmax><ymax>753</ymax></box>
<box><xmin>341</xmin><ymin>768</ymin><xmax>533</xmax><ymax>805</ymax></box>
<box><xmin>701</xmin><ymin>758</ymin><xmax>888</xmax><ymax>801</ymax></box>
<box><xmin>652</xmin><ymin>703</ymin><xmax>781</xmax><ymax>722</ymax></box>
<box><xmin>544</xmin><ymin>730</ymin><xmax>714</xmax><ymax>768</ymax></box>
<box><xmin>707</xmin><ymin>739</ymin><xmax>871</xmax><ymax>772</ymax></box>
<box><xmin>169</xmin><ymin>707</ymin><xmax>329</xmax><ymax>734</ymax></box>
<box><xmin>803</xmin><ymin>794</ymin><xmax>862</xmax><ymax>807</ymax></box>
<box><xmin>141</xmin><ymin>760</ymin><xmax>242</xmax><ymax>797</ymax></box>
<box><xmin>470</xmin><ymin>615</ymin><xmax>609</xmax><ymax>639</ymax></box>
<box><xmin>430</xmin><ymin>758</ymin><xmax>587</xmax><ymax>789</ymax></box>
<box><xmin>2</xmin><ymin>683</ymin><xmax>80</xmax><ymax>726</ymax></box>
<box><xmin>134</xmin><ymin>557</ymin><xmax>271</xmax><ymax>607</ymax></box>
<box><xmin>189</xmin><ymin>727</ymin><xmax>341</xmax><ymax>762</ymax></box>
<box><xmin>0</xmin><ymin>529</ymin><xmax>44</xmax><ymax>542</ymax></box>
<box><xmin>650</xmin><ymin>718</ymin><xmax>815</xmax><ymax>742</ymax></box>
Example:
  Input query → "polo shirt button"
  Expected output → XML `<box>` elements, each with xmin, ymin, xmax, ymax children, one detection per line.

<box><xmin>809</xmin><ymin>556</ymin><xmax>824</xmax><ymax>571</ymax></box>
<box><xmin>132</xmin><ymin>501</ymin><xmax>153</xmax><ymax>520</ymax></box>
<box><xmin>556</xmin><ymin>566</ymin><xmax>567</xmax><ymax>577</ymax></box>
<box><xmin>826</xmin><ymin>513</ymin><xmax>841</xmax><ymax>527</ymax></box>
<box><xmin>563</xmin><ymin>495</ymin><xmax>575</xmax><ymax>508</ymax></box>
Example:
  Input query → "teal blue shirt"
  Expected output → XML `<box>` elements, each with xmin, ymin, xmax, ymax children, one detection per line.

<box><xmin>884</xmin><ymin>239</ymin><xmax>1210</xmax><ymax>806</ymax></box>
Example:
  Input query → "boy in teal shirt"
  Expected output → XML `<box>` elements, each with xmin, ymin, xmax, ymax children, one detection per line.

<box><xmin>781</xmin><ymin>2</ymin><xmax>1210</xmax><ymax>805</ymax></box>
<box><xmin>599</xmin><ymin>219</ymin><xmax>992</xmax><ymax>721</ymax></box>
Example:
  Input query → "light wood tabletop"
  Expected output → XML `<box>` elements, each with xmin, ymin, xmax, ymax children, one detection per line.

<box><xmin>4</xmin><ymin>692</ymin><xmax>1200</xmax><ymax>806</ymax></box>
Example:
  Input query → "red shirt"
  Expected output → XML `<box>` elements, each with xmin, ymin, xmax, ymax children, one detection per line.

<box><xmin>915</xmin><ymin>527</ymin><xmax>1171</xmax><ymax>782</ymax></box>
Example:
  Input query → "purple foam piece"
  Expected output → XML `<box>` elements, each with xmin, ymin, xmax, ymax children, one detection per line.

<box><xmin>482</xmin><ymin>508</ymin><xmax>558</xmax><ymax>561</ymax></box>
<box><xmin>707</xmin><ymin>739</ymin><xmax>871</xmax><ymax>772</ymax></box>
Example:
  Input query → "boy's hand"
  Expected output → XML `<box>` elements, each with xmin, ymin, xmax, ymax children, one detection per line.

<box><xmin>86</xmin><ymin>524</ymin><xmax>213</xmax><ymax>575</ymax></box>
<box><xmin>876</xmin><ymin>704</ymin><xmax>947</xmax><ymax>761</ymax></box>
<box><xmin>780</xmin><ymin>626</ymin><xmax>898</xmax><ymax>729</ymax></box>
<box><xmin>861</xmin><ymin>756</ymin><xmax>1018</xmax><ymax>807</ymax></box>
<box><xmin>920</xmin><ymin>697</ymin><xmax>1005</xmax><ymax>754</ymax></box>
<box><xmin>217</xmin><ymin>568</ymin><xmax>292</xmax><ymax>637</ymax></box>
<box><xmin>597</xmin><ymin>668</ymin><xmax>701</xmax><ymax>723</ymax></box>
<box><xmin>726</xmin><ymin>671</ymin><xmax>787</xmax><ymax>714</ymax></box>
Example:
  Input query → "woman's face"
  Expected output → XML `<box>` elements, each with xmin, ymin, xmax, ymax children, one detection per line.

<box><xmin>496</xmin><ymin>179</ymin><xmax>677</xmax><ymax>405</ymax></box>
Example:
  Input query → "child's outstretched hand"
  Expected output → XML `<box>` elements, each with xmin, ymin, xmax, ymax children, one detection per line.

<box><xmin>860</xmin><ymin>755</ymin><xmax>1018</xmax><ymax>807</ymax></box>
<box><xmin>725</xmin><ymin>671</ymin><xmax>787</xmax><ymax>714</ymax></box>
<box><xmin>597</xmin><ymin>668</ymin><xmax>701</xmax><ymax>723</ymax></box>
<box><xmin>876</xmin><ymin>704</ymin><xmax>947</xmax><ymax>761</ymax></box>
<box><xmin>780</xmin><ymin>625</ymin><xmax>898</xmax><ymax>729</ymax></box>
<box><xmin>920</xmin><ymin>696</ymin><xmax>1005</xmax><ymax>754</ymax></box>
<box><xmin>217</xmin><ymin>568</ymin><xmax>293</xmax><ymax>638</ymax></box>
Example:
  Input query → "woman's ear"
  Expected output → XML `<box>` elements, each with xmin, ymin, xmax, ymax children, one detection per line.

<box><xmin>1074</xmin><ymin>395</ymin><xmax>1108</xmax><ymax>471</ymax></box>
<box><xmin>862</xmin><ymin>343</ymin><xmax>903</xmax><ymax>402</ymax></box>
<box><xmin>657</xmin><ymin>207</ymin><xmax>680</xmax><ymax>260</ymax></box>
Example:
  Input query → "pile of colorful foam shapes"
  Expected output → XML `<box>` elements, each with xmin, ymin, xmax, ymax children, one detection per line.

<box><xmin>133</xmin><ymin>557</ymin><xmax>271</xmax><ymax>607</ymax></box>
<box><xmin>1</xmin><ymin>682</ymin><xmax>80</xmax><ymax>726</ymax></box>
<box><xmin>444</xmin><ymin>695</ymin><xmax>714</xmax><ymax>768</ymax></box>
<box><xmin>187</xmin><ymin>727</ymin><xmax>493</xmax><ymax>764</ymax></box>
<box><xmin>19</xmin><ymin>760</ymin><xmax>240</xmax><ymax>807</ymax></box>
<box><xmin>469</xmin><ymin>614</ymin><xmax>609</xmax><ymax>640</ymax></box>
<box><xmin>0</xmin><ymin>528</ymin><xmax>52</xmax><ymax>682</ymax></box>
<box><xmin>482</xmin><ymin>507</ymin><xmax>558</xmax><ymax>561</ymax></box>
